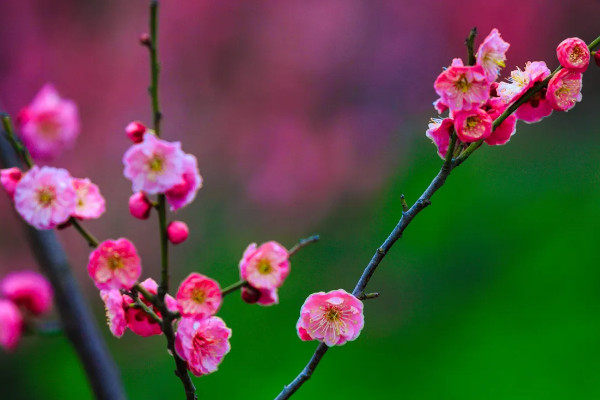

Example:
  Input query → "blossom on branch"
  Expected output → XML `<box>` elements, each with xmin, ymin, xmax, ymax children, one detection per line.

<box><xmin>556</xmin><ymin>37</ymin><xmax>590</xmax><ymax>72</ymax></box>
<box><xmin>100</xmin><ymin>289</ymin><xmax>127</xmax><ymax>338</ymax></box>
<box><xmin>123</xmin><ymin>278</ymin><xmax>177</xmax><ymax>337</ymax></box>
<box><xmin>498</xmin><ymin>61</ymin><xmax>550</xmax><ymax>104</ymax></box>
<box><xmin>476</xmin><ymin>28</ymin><xmax>510</xmax><ymax>82</ymax></box>
<box><xmin>546</xmin><ymin>69</ymin><xmax>583</xmax><ymax>111</ymax></box>
<box><xmin>239</xmin><ymin>241</ymin><xmax>290</xmax><ymax>290</ymax></box>
<box><xmin>425</xmin><ymin>118</ymin><xmax>453</xmax><ymax>159</ymax></box>
<box><xmin>165</xmin><ymin>153</ymin><xmax>203</xmax><ymax>211</ymax></box>
<box><xmin>87</xmin><ymin>238</ymin><xmax>141</xmax><ymax>291</ymax></box>
<box><xmin>176</xmin><ymin>273</ymin><xmax>222</xmax><ymax>318</ymax></box>
<box><xmin>434</xmin><ymin>58</ymin><xmax>490</xmax><ymax>113</ymax></box>
<box><xmin>72</xmin><ymin>178</ymin><xmax>106</xmax><ymax>220</ymax></box>
<box><xmin>453</xmin><ymin>108</ymin><xmax>493</xmax><ymax>143</ymax></box>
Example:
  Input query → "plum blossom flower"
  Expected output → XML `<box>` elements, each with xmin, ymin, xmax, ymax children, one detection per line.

<box><xmin>165</xmin><ymin>154</ymin><xmax>203</xmax><ymax>211</ymax></box>
<box><xmin>17</xmin><ymin>84</ymin><xmax>79</xmax><ymax>160</ymax></box>
<box><xmin>0</xmin><ymin>271</ymin><xmax>53</xmax><ymax>316</ymax></box>
<box><xmin>167</xmin><ymin>221</ymin><xmax>189</xmax><ymax>244</ymax></box>
<box><xmin>484</xmin><ymin>98</ymin><xmax>517</xmax><ymax>146</ymax></box>
<box><xmin>72</xmin><ymin>178</ymin><xmax>105</xmax><ymax>220</ymax></box>
<box><xmin>296</xmin><ymin>289</ymin><xmax>364</xmax><ymax>347</ymax></box>
<box><xmin>453</xmin><ymin>108</ymin><xmax>493</xmax><ymax>143</ymax></box>
<box><xmin>546</xmin><ymin>69</ymin><xmax>583</xmax><ymax>111</ymax></box>
<box><xmin>433</xmin><ymin>98</ymin><xmax>448</xmax><ymax>115</ymax></box>
<box><xmin>176</xmin><ymin>273</ymin><xmax>222</xmax><ymax>318</ymax></box>
<box><xmin>14</xmin><ymin>166</ymin><xmax>77</xmax><ymax>230</ymax></box>
<box><xmin>425</xmin><ymin>118</ymin><xmax>453</xmax><ymax>160</ymax></box>
<box><xmin>556</xmin><ymin>37</ymin><xmax>590</xmax><ymax>72</ymax></box>
<box><xmin>476</xmin><ymin>28</ymin><xmax>510</xmax><ymax>82</ymax></box>
<box><xmin>241</xmin><ymin>286</ymin><xmax>279</xmax><ymax>306</ymax></box>
<box><xmin>123</xmin><ymin>133</ymin><xmax>186</xmax><ymax>195</ymax></box>
<box><xmin>175</xmin><ymin>316</ymin><xmax>232</xmax><ymax>376</ymax></box>
<box><xmin>1</xmin><ymin>167</ymin><xmax>23</xmax><ymax>200</ymax></box>
<box><xmin>239</xmin><ymin>241</ymin><xmax>290</xmax><ymax>290</ymax></box>
<box><xmin>0</xmin><ymin>299</ymin><xmax>23</xmax><ymax>351</ymax></box>
<box><xmin>434</xmin><ymin>59</ymin><xmax>490</xmax><ymax>113</ymax></box>
<box><xmin>129</xmin><ymin>192</ymin><xmax>152</xmax><ymax>219</ymax></box>
<box><xmin>497</xmin><ymin>61</ymin><xmax>550</xmax><ymax>104</ymax></box>
<box><xmin>100</xmin><ymin>289</ymin><xmax>126</xmax><ymax>338</ymax></box>
<box><xmin>87</xmin><ymin>238</ymin><xmax>141</xmax><ymax>291</ymax></box>
<box><xmin>123</xmin><ymin>278</ymin><xmax>177</xmax><ymax>337</ymax></box>
<box><xmin>514</xmin><ymin>89</ymin><xmax>553</xmax><ymax>123</ymax></box>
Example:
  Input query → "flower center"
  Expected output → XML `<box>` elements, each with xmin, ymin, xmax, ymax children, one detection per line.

<box><xmin>148</xmin><ymin>155</ymin><xmax>164</xmax><ymax>172</ymax></box>
<box><xmin>37</xmin><ymin>188</ymin><xmax>55</xmax><ymax>207</ymax></box>
<box><xmin>455</xmin><ymin>75</ymin><xmax>471</xmax><ymax>93</ymax></box>
<box><xmin>37</xmin><ymin>118</ymin><xmax>60</xmax><ymax>139</ymax></box>
<box><xmin>465</xmin><ymin>116</ymin><xmax>480</xmax><ymax>128</ymax></box>
<box><xmin>569</xmin><ymin>46</ymin><xmax>584</xmax><ymax>64</ymax></box>
<box><xmin>108</xmin><ymin>253</ymin><xmax>124</xmax><ymax>270</ymax></box>
<box><xmin>191</xmin><ymin>288</ymin><xmax>206</xmax><ymax>304</ymax></box>
<box><xmin>326</xmin><ymin>308</ymin><xmax>340</xmax><ymax>322</ymax></box>
<box><xmin>257</xmin><ymin>259</ymin><xmax>272</xmax><ymax>275</ymax></box>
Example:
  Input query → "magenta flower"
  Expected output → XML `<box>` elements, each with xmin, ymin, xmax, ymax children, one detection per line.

<box><xmin>514</xmin><ymin>89</ymin><xmax>553</xmax><ymax>123</ymax></box>
<box><xmin>100</xmin><ymin>289</ymin><xmax>127</xmax><ymax>338</ymax></box>
<box><xmin>296</xmin><ymin>289</ymin><xmax>364</xmax><ymax>347</ymax></box>
<box><xmin>453</xmin><ymin>108</ymin><xmax>493</xmax><ymax>143</ymax></box>
<box><xmin>484</xmin><ymin>98</ymin><xmax>517</xmax><ymax>146</ymax></box>
<box><xmin>239</xmin><ymin>241</ymin><xmax>290</xmax><ymax>290</ymax></box>
<box><xmin>498</xmin><ymin>61</ymin><xmax>550</xmax><ymax>104</ymax></box>
<box><xmin>165</xmin><ymin>154</ymin><xmax>203</xmax><ymax>211</ymax></box>
<box><xmin>167</xmin><ymin>221</ymin><xmax>189</xmax><ymax>245</ymax></box>
<box><xmin>176</xmin><ymin>273</ymin><xmax>222</xmax><ymax>318</ymax></box>
<box><xmin>123</xmin><ymin>133</ymin><xmax>186</xmax><ymax>195</ymax></box>
<box><xmin>0</xmin><ymin>299</ymin><xmax>23</xmax><ymax>351</ymax></box>
<box><xmin>476</xmin><ymin>28</ymin><xmax>510</xmax><ymax>82</ymax></box>
<box><xmin>87</xmin><ymin>238</ymin><xmax>141</xmax><ymax>291</ymax></box>
<box><xmin>14</xmin><ymin>166</ymin><xmax>77</xmax><ymax>230</ymax></box>
<box><xmin>175</xmin><ymin>316</ymin><xmax>232</xmax><ymax>377</ymax></box>
<box><xmin>546</xmin><ymin>69</ymin><xmax>583</xmax><ymax>111</ymax></box>
<box><xmin>16</xmin><ymin>84</ymin><xmax>79</xmax><ymax>161</ymax></box>
<box><xmin>0</xmin><ymin>167</ymin><xmax>23</xmax><ymax>200</ymax></box>
<box><xmin>434</xmin><ymin>58</ymin><xmax>490</xmax><ymax>113</ymax></box>
<box><xmin>425</xmin><ymin>118</ymin><xmax>453</xmax><ymax>159</ymax></box>
<box><xmin>128</xmin><ymin>192</ymin><xmax>152</xmax><ymax>220</ymax></box>
<box><xmin>72</xmin><ymin>178</ymin><xmax>106</xmax><ymax>220</ymax></box>
<box><xmin>556</xmin><ymin>37</ymin><xmax>590</xmax><ymax>72</ymax></box>
<box><xmin>123</xmin><ymin>278</ymin><xmax>177</xmax><ymax>337</ymax></box>
<box><xmin>0</xmin><ymin>271</ymin><xmax>53</xmax><ymax>316</ymax></box>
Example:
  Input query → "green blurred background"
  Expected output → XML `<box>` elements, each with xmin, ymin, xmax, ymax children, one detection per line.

<box><xmin>1</xmin><ymin>1</ymin><xmax>600</xmax><ymax>399</ymax></box>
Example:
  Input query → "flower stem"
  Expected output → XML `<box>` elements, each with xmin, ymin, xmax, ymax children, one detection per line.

<box><xmin>1</xmin><ymin>114</ymin><xmax>33</xmax><ymax>168</ymax></box>
<box><xmin>70</xmin><ymin>218</ymin><xmax>99</xmax><ymax>247</ymax></box>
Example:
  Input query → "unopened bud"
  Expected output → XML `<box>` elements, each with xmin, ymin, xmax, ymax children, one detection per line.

<box><xmin>167</xmin><ymin>221</ymin><xmax>189</xmax><ymax>244</ymax></box>
<box><xmin>594</xmin><ymin>51</ymin><xmax>600</xmax><ymax>67</ymax></box>
<box><xmin>241</xmin><ymin>286</ymin><xmax>260</xmax><ymax>304</ymax></box>
<box><xmin>125</xmin><ymin>121</ymin><xmax>147</xmax><ymax>144</ymax></box>
<box><xmin>139</xmin><ymin>33</ymin><xmax>151</xmax><ymax>47</ymax></box>
<box><xmin>129</xmin><ymin>192</ymin><xmax>152</xmax><ymax>220</ymax></box>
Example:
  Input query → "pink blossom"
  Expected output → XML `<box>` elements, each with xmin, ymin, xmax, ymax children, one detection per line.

<box><xmin>125</xmin><ymin>121</ymin><xmax>147</xmax><ymax>144</ymax></box>
<box><xmin>497</xmin><ymin>61</ymin><xmax>550</xmax><ymax>104</ymax></box>
<box><xmin>476</xmin><ymin>28</ymin><xmax>510</xmax><ymax>82</ymax></box>
<box><xmin>296</xmin><ymin>289</ymin><xmax>364</xmax><ymax>346</ymax></box>
<box><xmin>14</xmin><ymin>166</ymin><xmax>77</xmax><ymax>230</ymax></box>
<box><xmin>122</xmin><ymin>133</ymin><xmax>186</xmax><ymax>195</ymax></box>
<box><xmin>432</xmin><ymin>98</ymin><xmax>448</xmax><ymax>114</ymax></box>
<box><xmin>123</xmin><ymin>278</ymin><xmax>177</xmax><ymax>337</ymax></box>
<box><xmin>167</xmin><ymin>221</ymin><xmax>189</xmax><ymax>245</ymax></box>
<box><xmin>1</xmin><ymin>167</ymin><xmax>23</xmax><ymax>200</ymax></box>
<box><xmin>484</xmin><ymin>98</ymin><xmax>517</xmax><ymax>146</ymax></box>
<box><xmin>546</xmin><ymin>69</ymin><xmax>583</xmax><ymax>111</ymax></box>
<box><xmin>175</xmin><ymin>316</ymin><xmax>232</xmax><ymax>377</ymax></box>
<box><xmin>454</xmin><ymin>108</ymin><xmax>493</xmax><ymax>143</ymax></box>
<box><xmin>433</xmin><ymin>59</ymin><xmax>490</xmax><ymax>113</ymax></box>
<box><xmin>16</xmin><ymin>84</ymin><xmax>79</xmax><ymax>160</ymax></box>
<box><xmin>176</xmin><ymin>273</ymin><xmax>222</xmax><ymax>318</ymax></box>
<box><xmin>239</xmin><ymin>241</ymin><xmax>290</xmax><ymax>290</ymax></box>
<box><xmin>100</xmin><ymin>289</ymin><xmax>126</xmax><ymax>338</ymax></box>
<box><xmin>241</xmin><ymin>285</ymin><xmax>279</xmax><ymax>306</ymax></box>
<box><xmin>0</xmin><ymin>271</ymin><xmax>53</xmax><ymax>316</ymax></box>
<box><xmin>425</xmin><ymin>118</ymin><xmax>453</xmax><ymax>160</ymax></box>
<box><xmin>0</xmin><ymin>299</ymin><xmax>23</xmax><ymax>351</ymax></box>
<box><xmin>87</xmin><ymin>238</ymin><xmax>141</xmax><ymax>291</ymax></box>
<box><xmin>556</xmin><ymin>37</ymin><xmax>590</xmax><ymax>72</ymax></box>
<box><xmin>165</xmin><ymin>154</ymin><xmax>203</xmax><ymax>211</ymax></box>
<box><xmin>514</xmin><ymin>89</ymin><xmax>553</xmax><ymax>123</ymax></box>
<box><xmin>72</xmin><ymin>178</ymin><xmax>105</xmax><ymax>220</ymax></box>
<box><xmin>129</xmin><ymin>192</ymin><xmax>152</xmax><ymax>220</ymax></box>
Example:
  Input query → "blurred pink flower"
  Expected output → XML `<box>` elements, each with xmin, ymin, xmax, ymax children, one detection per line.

<box><xmin>87</xmin><ymin>238</ymin><xmax>141</xmax><ymax>291</ymax></box>
<box><xmin>17</xmin><ymin>84</ymin><xmax>79</xmax><ymax>161</ymax></box>
<box><xmin>0</xmin><ymin>167</ymin><xmax>23</xmax><ymax>200</ymax></box>
<box><xmin>14</xmin><ymin>166</ymin><xmax>77</xmax><ymax>230</ymax></box>
<box><xmin>176</xmin><ymin>273</ymin><xmax>222</xmax><ymax>318</ymax></box>
<box><xmin>165</xmin><ymin>154</ymin><xmax>202</xmax><ymax>211</ymax></box>
<box><xmin>72</xmin><ymin>178</ymin><xmax>105</xmax><ymax>220</ymax></box>
<box><xmin>556</xmin><ymin>37</ymin><xmax>590</xmax><ymax>72</ymax></box>
<box><xmin>0</xmin><ymin>299</ymin><xmax>23</xmax><ymax>351</ymax></box>
<box><xmin>128</xmin><ymin>192</ymin><xmax>152</xmax><ymax>220</ymax></box>
<box><xmin>175</xmin><ymin>316</ymin><xmax>232</xmax><ymax>377</ymax></box>
<box><xmin>123</xmin><ymin>134</ymin><xmax>186</xmax><ymax>195</ymax></box>
<box><xmin>476</xmin><ymin>28</ymin><xmax>510</xmax><ymax>82</ymax></box>
<box><xmin>0</xmin><ymin>271</ymin><xmax>53</xmax><ymax>316</ymax></box>
<box><xmin>434</xmin><ymin>59</ymin><xmax>490</xmax><ymax>113</ymax></box>
<box><xmin>239</xmin><ymin>241</ymin><xmax>290</xmax><ymax>290</ymax></box>
<box><xmin>100</xmin><ymin>289</ymin><xmax>126</xmax><ymax>338</ymax></box>
<box><xmin>546</xmin><ymin>69</ymin><xmax>583</xmax><ymax>111</ymax></box>
<box><xmin>454</xmin><ymin>108</ymin><xmax>493</xmax><ymax>142</ymax></box>
<box><xmin>296</xmin><ymin>289</ymin><xmax>364</xmax><ymax>347</ymax></box>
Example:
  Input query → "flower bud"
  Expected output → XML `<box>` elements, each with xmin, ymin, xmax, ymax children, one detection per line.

<box><xmin>129</xmin><ymin>192</ymin><xmax>152</xmax><ymax>220</ymax></box>
<box><xmin>167</xmin><ymin>221</ymin><xmax>189</xmax><ymax>244</ymax></box>
<box><xmin>241</xmin><ymin>285</ymin><xmax>260</xmax><ymax>304</ymax></box>
<box><xmin>139</xmin><ymin>33</ymin><xmax>151</xmax><ymax>47</ymax></box>
<box><xmin>125</xmin><ymin>121</ymin><xmax>147</xmax><ymax>144</ymax></box>
<box><xmin>594</xmin><ymin>51</ymin><xmax>600</xmax><ymax>67</ymax></box>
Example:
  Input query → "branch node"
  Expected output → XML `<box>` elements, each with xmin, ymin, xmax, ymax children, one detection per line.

<box><xmin>400</xmin><ymin>194</ymin><xmax>409</xmax><ymax>212</ymax></box>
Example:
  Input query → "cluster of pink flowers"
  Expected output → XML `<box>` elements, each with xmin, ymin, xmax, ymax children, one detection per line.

<box><xmin>0</xmin><ymin>271</ymin><xmax>53</xmax><ymax>351</ymax></box>
<box><xmin>427</xmin><ymin>30</ymin><xmax>589</xmax><ymax>158</ymax></box>
<box><xmin>1</xmin><ymin>165</ymin><xmax>105</xmax><ymax>230</ymax></box>
<box><xmin>239</xmin><ymin>241</ymin><xmax>291</xmax><ymax>306</ymax></box>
